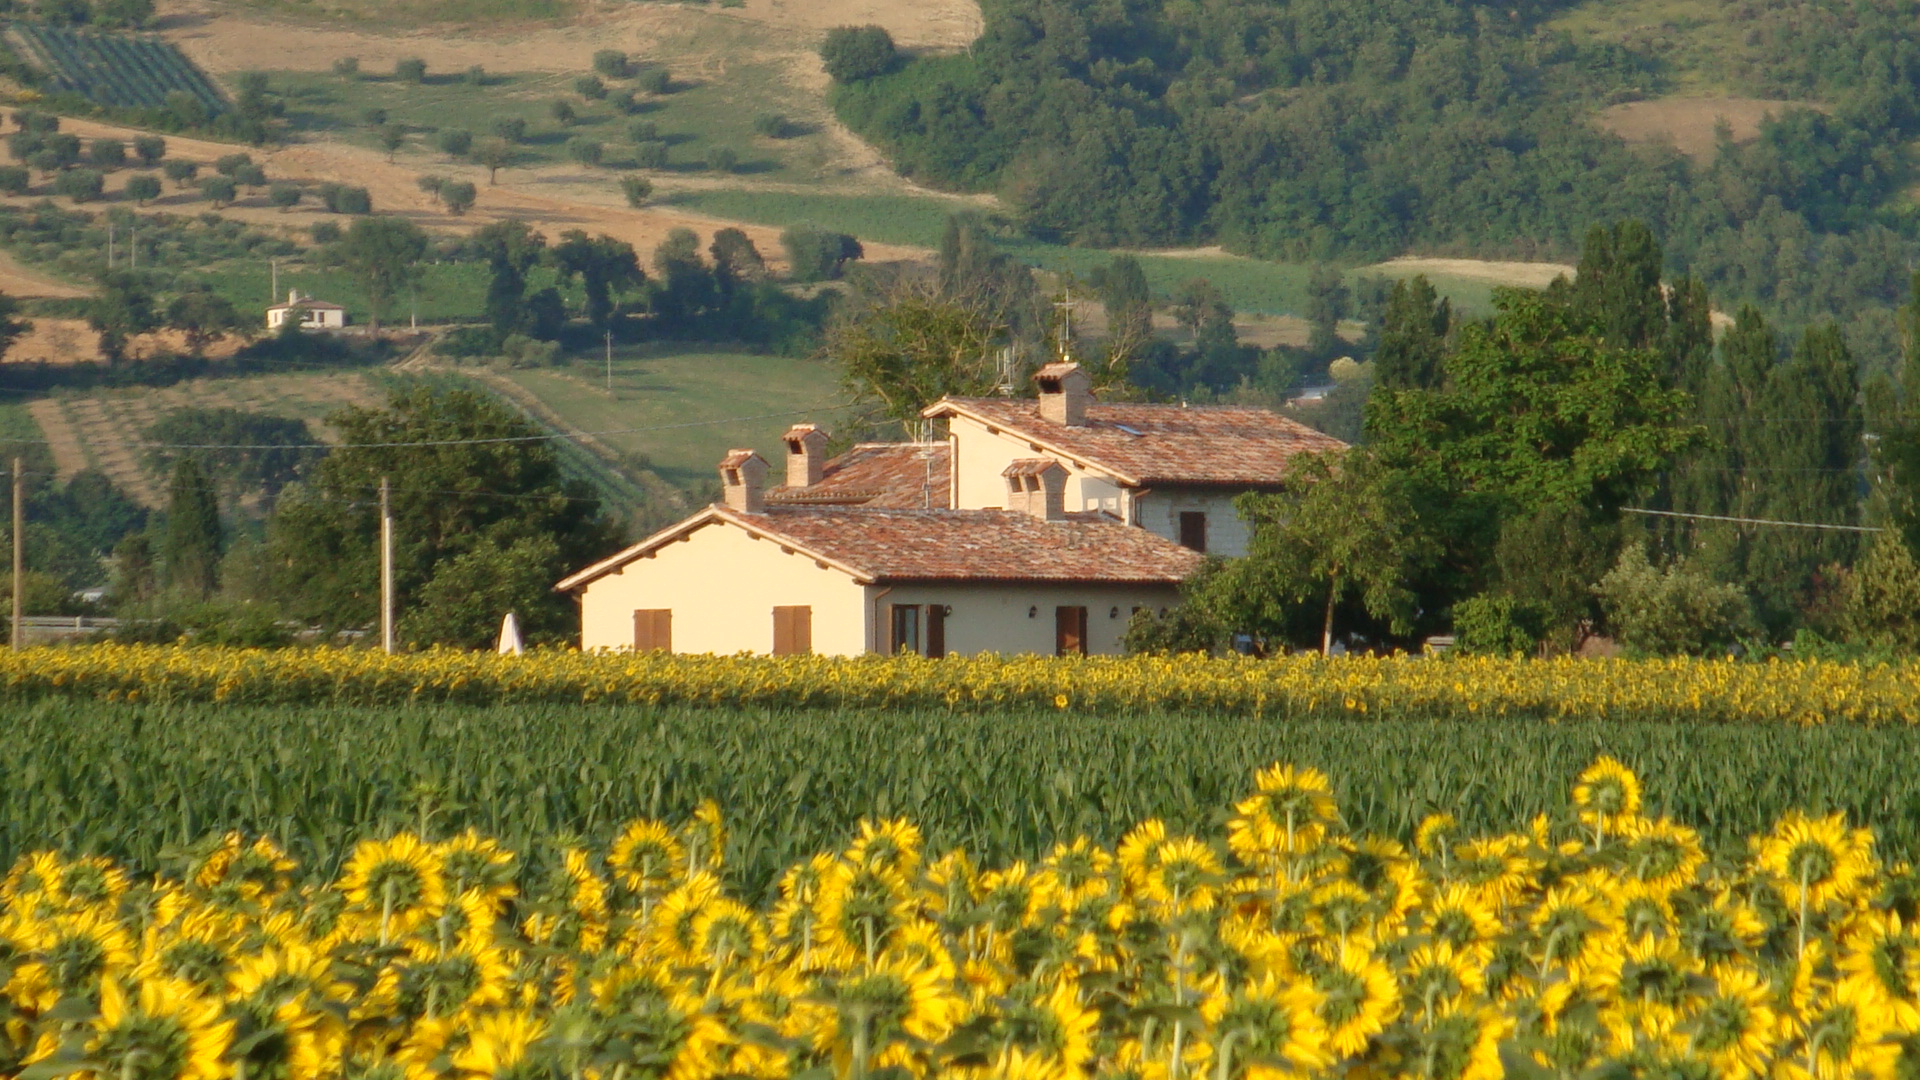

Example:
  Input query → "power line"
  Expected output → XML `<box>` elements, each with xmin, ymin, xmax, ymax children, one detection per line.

<box><xmin>1622</xmin><ymin>507</ymin><xmax>1883</xmax><ymax>533</ymax></box>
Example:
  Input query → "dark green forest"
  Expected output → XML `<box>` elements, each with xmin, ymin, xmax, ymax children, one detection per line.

<box><xmin>830</xmin><ymin>0</ymin><xmax>1920</xmax><ymax>362</ymax></box>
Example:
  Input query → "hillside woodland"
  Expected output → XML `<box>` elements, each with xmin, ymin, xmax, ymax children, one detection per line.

<box><xmin>831</xmin><ymin>0</ymin><xmax>1920</xmax><ymax>360</ymax></box>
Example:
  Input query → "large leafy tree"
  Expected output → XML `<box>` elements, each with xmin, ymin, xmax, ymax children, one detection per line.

<box><xmin>553</xmin><ymin>230</ymin><xmax>644</xmax><ymax>331</ymax></box>
<box><xmin>334</xmin><ymin>216</ymin><xmax>427</xmax><ymax>333</ymax></box>
<box><xmin>1201</xmin><ymin>450</ymin><xmax>1437</xmax><ymax>654</ymax></box>
<box><xmin>264</xmin><ymin>387</ymin><xmax>621</xmax><ymax>644</ymax></box>
<box><xmin>830</xmin><ymin>271</ymin><xmax>1009</xmax><ymax>428</ymax></box>
<box><xmin>476</xmin><ymin>220</ymin><xmax>547</xmax><ymax>339</ymax></box>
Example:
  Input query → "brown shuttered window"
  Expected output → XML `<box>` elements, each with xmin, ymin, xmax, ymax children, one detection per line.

<box><xmin>926</xmin><ymin>605</ymin><xmax>946</xmax><ymax>659</ymax></box>
<box><xmin>1055</xmin><ymin>606</ymin><xmax>1088</xmax><ymax>656</ymax></box>
<box><xmin>889</xmin><ymin>604</ymin><xmax>920</xmax><ymax>656</ymax></box>
<box><xmin>1179</xmin><ymin>511</ymin><xmax>1208</xmax><ymax>552</ymax></box>
<box><xmin>772</xmin><ymin>606</ymin><xmax>812</xmax><ymax>656</ymax></box>
<box><xmin>633</xmin><ymin>609</ymin><xmax>671</xmax><ymax>652</ymax></box>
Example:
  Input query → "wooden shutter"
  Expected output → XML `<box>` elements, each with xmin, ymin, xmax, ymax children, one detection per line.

<box><xmin>1056</xmin><ymin>606</ymin><xmax>1087</xmax><ymax>656</ymax></box>
<box><xmin>1179</xmin><ymin>511</ymin><xmax>1208</xmax><ymax>552</ymax></box>
<box><xmin>773</xmin><ymin>606</ymin><xmax>812</xmax><ymax>656</ymax></box>
<box><xmin>926</xmin><ymin>605</ymin><xmax>946</xmax><ymax>659</ymax></box>
<box><xmin>633</xmin><ymin>609</ymin><xmax>671</xmax><ymax>652</ymax></box>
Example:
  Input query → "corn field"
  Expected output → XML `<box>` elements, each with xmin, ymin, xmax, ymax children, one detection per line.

<box><xmin>7</xmin><ymin>699</ymin><xmax>1920</xmax><ymax>894</ymax></box>
<box><xmin>10</xmin><ymin>758</ymin><xmax>1920</xmax><ymax>1080</ymax></box>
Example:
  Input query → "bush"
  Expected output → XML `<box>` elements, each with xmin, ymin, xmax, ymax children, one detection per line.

<box><xmin>394</xmin><ymin>57</ymin><xmax>427</xmax><ymax>83</ymax></box>
<box><xmin>566</xmin><ymin>136</ymin><xmax>603</xmax><ymax>166</ymax></box>
<box><xmin>233</xmin><ymin>164</ymin><xmax>268</xmax><ymax>189</ymax></box>
<box><xmin>88</xmin><ymin>138</ymin><xmax>125</xmax><ymax>170</ymax></box>
<box><xmin>436</xmin><ymin>128</ymin><xmax>474</xmax><ymax>157</ymax></box>
<box><xmin>752</xmin><ymin>113</ymin><xmax>793</xmax><ymax>138</ymax></box>
<box><xmin>433</xmin><ymin>325</ymin><xmax>500</xmax><ymax>358</ymax></box>
<box><xmin>573</xmin><ymin>74</ymin><xmax>606</xmax><ymax>100</ymax></box>
<box><xmin>13</xmin><ymin>110</ymin><xmax>57</xmax><ymax>134</ymax></box>
<box><xmin>331</xmin><ymin>56</ymin><xmax>360</xmax><ymax>78</ymax></box>
<box><xmin>706</xmin><ymin>146</ymin><xmax>738</xmax><ymax>173</ymax></box>
<box><xmin>165</xmin><ymin>90</ymin><xmax>208</xmax><ymax>129</ymax></box>
<box><xmin>310</xmin><ymin>221</ymin><xmax>342</xmax><ymax>244</ymax></box>
<box><xmin>491</xmin><ymin>117</ymin><xmax>528</xmax><ymax>143</ymax></box>
<box><xmin>631</xmin><ymin>141</ymin><xmax>668</xmax><ymax>169</ymax></box>
<box><xmin>1451</xmin><ymin>594</ymin><xmax>1545</xmax><ymax>656</ymax></box>
<box><xmin>819</xmin><ymin>25</ymin><xmax>898</xmax><ymax>82</ymax></box>
<box><xmin>619</xmin><ymin>173</ymin><xmax>652</xmax><ymax>208</ymax></box>
<box><xmin>318</xmin><ymin>183</ymin><xmax>372</xmax><ymax>214</ymax></box>
<box><xmin>162</xmin><ymin>160</ymin><xmax>198</xmax><ymax>187</ymax></box>
<box><xmin>198</xmin><ymin>175</ymin><xmax>236</xmax><ymax>207</ymax></box>
<box><xmin>267</xmin><ymin>182</ymin><xmax>301</xmax><ymax>211</ymax></box>
<box><xmin>361</xmin><ymin>106</ymin><xmax>388</xmax><ymax>128</ymax></box>
<box><xmin>0</xmin><ymin>165</ymin><xmax>29</xmax><ymax>196</ymax></box>
<box><xmin>550</xmin><ymin>100</ymin><xmax>577</xmax><ymax>126</ymax></box>
<box><xmin>54</xmin><ymin>168</ymin><xmax>104</xmax><ymax>203</ymax></box>
<box><xmin>1842</xmin><ymin>531</ymin><xmax>1920</xmax><ymax>651</ymax></box>
<box><xmin>464</xmin><ymin>64</ymin><xmax>486</xmax><ymax>86</ymax></box>
<box><xmin>781</xmin><ymin>225</ymin><xmax>864</xmax><ymax>282</ymax></box>
<box><xmin>123</xmin><ymin>173</ymin><xmax>161</xmax><ymax>204</ymax></box>
<box><xmin>441</xmin><ymin>180</ymin><xmax>477</xmax><ymax>215</ymax></box>
<box><xmin>214</xmin><ymin>153</ymin><xmax>253</xmax><ymax>177</ymax></box>
<box><xmin>626</xmin><ymin>119</ymin><xmax>657</xmax><ymax>143</ymax></box>
<box><xmin>635</xmin><ymin>68</ymin><xmax>670</xmax><ymax>94</ymax></box>
<box><xmin>417</xmin><ymin>174</ymin><xmax>446</xmax><ymax>200</ymax></box>
<box><xmin>593</xmin><ymin>49</ymin><xmax>631</xmax><ymax>78</ymax></box>
<box><xmin>1594</xmin><ymin>542</ymin><xmax>1753</xmax><ymax>657</ymax></box>
<box><xmin>609</xmin><ymin>90</ymin><xmax>639</xmax><ymax>115</ymax></box>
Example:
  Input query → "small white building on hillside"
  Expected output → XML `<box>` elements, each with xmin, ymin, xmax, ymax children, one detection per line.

<box><xmin>556</xmin><ymin>451</ymin><xmax>1202</xmax><ymax>657</ymax></box>
<box><xmin>266</xmin><ymin>290</ymin><xmax>348</xmax><ymax>331</ymax></box>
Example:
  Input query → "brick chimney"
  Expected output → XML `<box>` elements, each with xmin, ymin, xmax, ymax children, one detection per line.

<box><xmin>1003</xmin><ymin>459</ymin><xmax>1067</xmax><ymax>522</ymax></box>
<box><xmin>782</xmin><ymin>424</ymin><xmax>829</xmax><ymax>489</ymax></box>
<box><xmin>1034</xmin><ymin>362</ymin><xmax>1091</xmax><ymax>426</ymax></box>
<box><xmin>719</xmin><ymin>449</ymin><xmax>768</xmax><ymax>513</ymax></box>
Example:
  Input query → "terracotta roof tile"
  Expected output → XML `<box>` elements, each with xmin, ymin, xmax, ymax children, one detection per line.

<box><xmin>767</xmin><ymin>443</ymin><xmax>950</xmax><ymax>509</ymax></box>
<box><xmin>1002</xmin><ymin>458</ymin><xmax>1064</xmax><ymax>478</ymax></box>
<box><xmin>556</xmin><ymin>505</ymin><xmax>1204</xmax><ymax>590</ymax></box>
<box><xmin>748</xmin><ymin>507</ymin><xmax>1201</xmax><ymax>583</ymax></box>
<box><xmin>925</xmin><ymin>397</ymin><xmax>1347</xmax><ymax>487</ymax></box>
<box><xmin>719</xmin><ymin>449</ymin><xmax>763</xmax><ymax>469</ymax></box>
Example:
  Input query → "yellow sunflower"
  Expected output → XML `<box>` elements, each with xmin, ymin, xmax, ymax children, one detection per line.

<box><xmin>87</xmin><ymin>976</ymin><xmax>234</xmax><ymax>1080</ymax></box>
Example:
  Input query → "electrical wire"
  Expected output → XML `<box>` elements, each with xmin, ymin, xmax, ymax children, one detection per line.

<box><xmin>1621</xmin><ymin>507</ymin><xmax>1883</xmax><ymax>533</ymax></box>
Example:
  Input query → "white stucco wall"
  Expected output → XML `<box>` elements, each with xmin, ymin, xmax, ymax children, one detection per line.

<box><xmin>948</xmin><ymin>417</ymin><xmax>1129</xmax><ymax>516</ymax></box>
<box><xmin>1136</xmin><ymin>489</ymin><xmax>1253</xmax><ymax>557</ymax></box>
<box><xmin>873</xmin><ymin>582</ymin><xmax>1182</xmax><ymax>656</ymax></box>
<box><xmin>575</xmin><ymin>520</ymin><xmax>868</xmax><ymax>655</ymax></box>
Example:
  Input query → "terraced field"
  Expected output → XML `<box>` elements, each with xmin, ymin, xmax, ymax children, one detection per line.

<box><xmin>26</xmin><ymin>370</ymin><xmax>384</xmax><ymax>506</ymax></box>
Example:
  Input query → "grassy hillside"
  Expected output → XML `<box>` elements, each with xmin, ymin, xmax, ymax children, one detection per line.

<box><xmin>489</xmin><ymin>346</ymin><xmax>847</xmax><ymax>490</ymax></box>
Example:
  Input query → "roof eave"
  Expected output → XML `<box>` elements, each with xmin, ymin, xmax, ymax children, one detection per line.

<box><xmin>554</xmin><ymin>506</ymin><xmax>727</xmax><ymax>592</ymax></box>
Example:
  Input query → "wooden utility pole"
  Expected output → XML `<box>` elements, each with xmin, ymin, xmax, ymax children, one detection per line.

<box><xmin>379</xmin><ymin>477</ymin><xmax>394</xmax><ymax>654</ymax></box>
<box><xmin>605</xmin><ymin>329</ymin><xmax>613</xmax><ymax>393</ymax></box>
<box><xmin>10</xmin><ymin>458</ymin><xmax>21</xmax><ymax>651</ymax></box>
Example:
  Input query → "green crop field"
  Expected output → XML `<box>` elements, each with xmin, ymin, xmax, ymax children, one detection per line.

<box><xmin>189</xmin><ymin>262</ymin><xmax>579</xmax><ymax>326</ymax></box>
<box><xmin>8</xmin><ymin>699</ymin><xmax>1920</xmax><ymax>895</ymax></box>
<box><xmin>492</xmin><ymin>345</ymin><xmax>847</xmax><ymax>490</ymax></box>
<box><xmin>8</xmin><ymin>25</ymin><xmax>227</xmax><ymax>111</ymax></box>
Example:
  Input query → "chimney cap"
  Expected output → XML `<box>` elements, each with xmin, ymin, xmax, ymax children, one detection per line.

<box><xmin>783</xmin><ymin>423</ymin><xmax>823</xmax><ymax>439</ymax></box>
<box><xmin>719</xmin><ymin>448</ymin><xmax>762</xmax><ymax>469</ymax></box>
<box><xmin>1002</xmin><ymin>458</ymin><xmax>1066</xmax><ymax>479</ymax></box>
<box><xmin>1034</xmin><ymin>361</ymin><xmax>1083</xmax><ymax>382</ymax></box>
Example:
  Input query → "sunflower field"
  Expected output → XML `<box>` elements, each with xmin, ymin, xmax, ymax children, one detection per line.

<box><xmin>8</xmin><ymin>758</ymin><xmax>1920</xmax><ymax>1080</ymax></box>
<box><xmin>2</xmin><ymin>645</ymin><xmax>1919</xmax><ymax>724</ymax></box>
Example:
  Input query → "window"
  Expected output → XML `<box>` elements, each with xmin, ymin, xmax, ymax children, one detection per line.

<box><xmin>1056</xmin><ymin>606</ymin><xmax>1088</xmax><ymax>656</ymax></box>
<box><xmin>889</xmin><ymin>604</ymin><xmax>948</xmax><ymax>657</ymax></box>
<box><xmin>633</xmin><ymin>609</ymin><xmax>671</xmax><ymax>653</ymax></box>
<box><xmin>890</xmin><ymin>604</ymin><xmax>920</xmax><ymax>656</ymax></box>
<box><xmin>1179</xmin><ymin>511</ymin><xmax>1208</xmax><ymax>552</ymax></box>
<box><xmin>772</xmin><ymin>606</ymin><xmax>812</xmax><ymax>656</ymax></box>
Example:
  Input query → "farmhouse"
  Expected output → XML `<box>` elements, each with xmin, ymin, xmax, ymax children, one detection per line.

<box><xmin>266</xmin><ymin>291</ymin><xmax>348</xmax><ymax>331</ymax></box>
<box><xmin>557</xmin><ymin>451</ymin><xmax>1202</xmax><ymax>656</ymax></box>
<box><xmin>557</xmin><ymin>361</ymin><xmax>1343</xmax><ymax>655</ymax></box>
<box><xmin>922</xmin><ymin>363</ymin><xmax>1346</xmax><ymax>556</ymax></box>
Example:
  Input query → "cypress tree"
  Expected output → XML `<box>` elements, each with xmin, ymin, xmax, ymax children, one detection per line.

<box><xmin>1743</xmin><ymin>324</ymin><xmax>1861</xmax><ymax>629</ymax></box>
<box><xmin>1568</xmin><ymin>220</ymin><xmax>1665</xmax><ymax>350</ymax></box>
<box><xmin>1371</xmin><ymin>275</ymin><xmax>1450</xmax><ymax>392</ymax></box>
<box><xmin>1678</xmin><ymin>306</ymin><xmax>1777</xmax><ymax>576</ymax></box>
<box><xmin>162</xmin><ymin>457</ymin><xmax>222</xmax><ymax>598</ymax></box>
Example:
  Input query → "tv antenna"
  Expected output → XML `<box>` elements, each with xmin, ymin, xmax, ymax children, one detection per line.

<box><xmin>1053</xmin><ymin>289</ymin><xmax>1078</xmax><ymax>359</ymax></box>
<box><xmin>995</xmin><ymin>345</ymin><xmax>1019</xmax><ymax>397</ymax></box>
